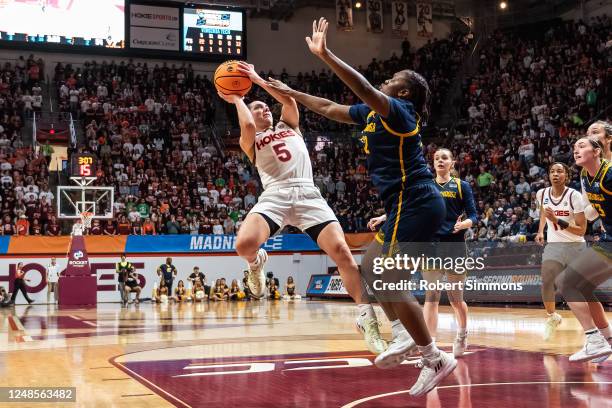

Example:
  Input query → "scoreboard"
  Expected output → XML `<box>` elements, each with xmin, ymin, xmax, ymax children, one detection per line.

<box><xmin>0</xmin><ymin>2</ymin><xmax>246</xmax><ymax>61</ymax></box>
<box><xmin>182</xmin><ymin>7</ymin><xmax>245</xmax><ymax>57</ymax></box>
<box><xmin>70</xmin><ymin>154</ymin><xmax>96</xmax><ymax>178</ymax></box>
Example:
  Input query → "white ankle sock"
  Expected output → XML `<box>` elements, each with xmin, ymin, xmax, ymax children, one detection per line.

<box><xmin>358</xmin><ymin>304</ymin><xmax>376</xmax><ymax>320</ymax></box>
<box><xmin>391</xmin><ymin>319</ymin><xmax>404</xmax><ymax>338</ymax></box>
<box><xmin>585</xmin><ymin>328</ymin><xmax>599</xmax><ymax>337</ymax></box>
<box><xmin>248</xmin><ymin>252</ymin><xmax>261</xmax><ymax>270</ymax></box>
<box><xmin>457</xmin><ymin>328</ymin><xmax>467</xmax><ymax>338</ymax></box>
<box><xmin>600</xmin><ymin>325</ymin><xmax>611</xmax><ymax>339</ymax></box>
<box><xmin>417</xmin><ymin>342</ymin><xmax>440</xmax><ymax>360</ymax></box>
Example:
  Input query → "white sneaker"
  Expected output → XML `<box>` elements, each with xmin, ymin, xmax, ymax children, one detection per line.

<box><xmin>569</xmin><ymin>332</ymin><xmax>612</xmax><ymax>363</ymax></box>
<box><xmin>374</xmin><ymin>330</ymin><xmax>416</xmax><ymax>369</ymax></box>
<box><xmin>591</xmin><ymin>337</ymin><xmax>612</xmax><ymax>363</ymax></box>
<box><xmin>246</xmin><ymin>248</ymin><xmax>268</xmax><ymax>299</ymax></box>
<box><xmin>409</xmin><ymin>351</ymin><xmax>457</xmax><ymax>397</ymax></box>
<box><xmin>453</xmin><ymin>334</ymin><xmax>468</xmax><ymax>357</ymax></box>
<box><xmin>543</xmin><ymin>313</ymin><xmax>562</xmax><ymax>341</ymax></box>
<box><xmin>355</xmin><ymin>315</ymin><xmax>387</xmax><ymax>355</ymax></box>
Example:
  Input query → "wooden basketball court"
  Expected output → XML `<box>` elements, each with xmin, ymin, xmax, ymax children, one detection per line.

<box><xmin>1</xmin><ymin>301</ymin><xmax>610</xmax><ymax>407</ymax></box>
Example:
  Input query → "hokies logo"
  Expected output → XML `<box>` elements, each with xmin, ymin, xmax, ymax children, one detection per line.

<box><xmin>0</xmin><ymin>262</ymin><xmax>146</xmax><ymax>294</ymax></box>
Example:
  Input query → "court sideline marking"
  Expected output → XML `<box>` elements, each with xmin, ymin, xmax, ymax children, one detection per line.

<box><xmin>341</xmin><ymin>381</ymin><xmax>612</xmax><ymax>407</ymax></box>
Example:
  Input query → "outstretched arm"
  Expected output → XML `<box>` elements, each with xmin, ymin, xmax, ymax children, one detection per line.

<box><xmin>306</xmin><ymin>18</ymin><xmax>391</xmax><ymax>117</ymax></box>
<box><xmin>266</xmin><ymin>78</ymin><xmax>355</xmax><ymax>124</ymax></box>
<box><xmin>218</xmin><ymin>92</ymin><xmax>256</xmax><ymax>162</ymax></box>
<box><xmin>236</xmin><ymin>62</ymin><xmax>299</xmax><ymax>129</ymax></box>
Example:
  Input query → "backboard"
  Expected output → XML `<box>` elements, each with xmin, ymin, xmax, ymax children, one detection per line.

<box><xmin>57</xmin><ymin>186</ymin><xmax>114</xmax><ymax>219</ymax></box>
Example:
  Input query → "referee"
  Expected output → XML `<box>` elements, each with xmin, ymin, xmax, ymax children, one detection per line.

<box><xmin>46</xmin><ymin>257</ymin><xmax>60</xmax><ymax>304</ymax></box>
<box><xmin>157</xmin><ymin>257</ymin><xmax>177</xmax><ymax>294</ymax></box>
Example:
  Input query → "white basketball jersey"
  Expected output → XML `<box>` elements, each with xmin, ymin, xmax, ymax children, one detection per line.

<box><xmin>71</xmin><ymin>223</ymin><xmax>84</xmax><ymax>236</ymax></box>
<box><xmin>254</xmin><ymin>121</ymin><xmax>313</xmax><ymax>189</ymax></box>
<box><xmin>536</xmin><ymin>187</ymin><xmax>585</xmax><ymax>242</ymax></box>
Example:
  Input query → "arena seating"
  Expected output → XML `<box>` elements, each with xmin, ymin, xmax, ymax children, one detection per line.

<box><xmin>3</xmin><ymin>17</ymin><xmax>608</xmax><ymax>238</ymax></box>
<box><xmin>0</xmin><ymin>55</ymin><xmax>52</xmax><ymax>236</ymax></box>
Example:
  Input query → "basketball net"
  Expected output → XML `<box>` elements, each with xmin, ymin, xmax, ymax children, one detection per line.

<box><xmin>73</xmin><ymin>211</ymin><xmax>93</xmax><ymax>235</ymax></box>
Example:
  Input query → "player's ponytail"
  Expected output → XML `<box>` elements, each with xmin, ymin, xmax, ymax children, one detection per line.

<box><xmin>399</xmin><ymin>70</ymin><xmax>431</xmax><ymax>124</ymax></box>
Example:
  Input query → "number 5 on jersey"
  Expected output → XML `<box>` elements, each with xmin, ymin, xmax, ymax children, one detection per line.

<box><xmin>273</xmin><ymin>143</ymin><xmax>292</xmax><ymax>162</ymax></box>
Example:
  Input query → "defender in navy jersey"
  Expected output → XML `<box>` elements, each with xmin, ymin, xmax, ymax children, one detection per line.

<box><xmin>267</xmin><ymin>17</ymin><xmax>455</xmax><ymax>397</ymax></box>
<box><xmin>580</xmin><ymin>158</ymin><xmax>612</xmax><ymax>238</ymax></box>
<box><xmin>426</xmin><ymin>149</ymin><xmax>477</xmax><ymax>358</ymax></box>
<box><xmin>555</xmin><ymin>137</ymin><xmax>612</xmax><ymax>363</ymax></box>
<box><xmin>368</xmin><ymin>148</ymin><xmax>476</xmax><ymax>357</ymax></box>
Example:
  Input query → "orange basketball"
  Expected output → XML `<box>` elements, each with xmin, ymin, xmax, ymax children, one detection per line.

<box><xmin>214</xmin><ymin>60</ymin><xmax>252</xmax><ymax>97</ymax></box>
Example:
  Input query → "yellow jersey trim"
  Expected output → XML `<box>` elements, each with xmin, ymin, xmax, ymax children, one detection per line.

<box><xmin>600</xmin><ymin>162</ymin><xmax>612</xmax><ymax>195</ymax></box>
<box><xmin>375</xmin><ymin>230</ymin><xmax>385</xmax><ymax>244</ymax></box>
<box><xmin>389</xmin><ymin>190</ymin><xmax>403</xmax><ymax>256</ymax></box>
<box><xmin>380</xmin><ymin>117</ymin><xmax>420</xmax><ymax>137</ymax></box>
<box><xmin>455</xmin><ymin>177</ymin><xmax>463</xmax><ymax>200</ymax></box>
<box><xmin>585</xmin><ymin>160</ymin><xmax>608</xmax><ymax>187</ymax></box>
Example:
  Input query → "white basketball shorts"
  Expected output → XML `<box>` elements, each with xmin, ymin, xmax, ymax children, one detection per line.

<box><xmin>542</xmin><ymin>242</ymin><xmax>586</xmax><ymax>267</ymax></box>
<box><xmin>250</xmin><ymin>184</ymin><xmax>338</xmax><ymax>232</ymax></box>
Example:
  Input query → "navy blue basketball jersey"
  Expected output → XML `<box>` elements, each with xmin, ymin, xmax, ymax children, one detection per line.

<box><xmin>434</xmin><ymin>177</ymin><xmax>478</xmax><ymax>237</ymax></box>
<box><xmin>349</xmin><ymin>98</ymin><xmax>433</xmax><ymax>202</ymax></box>
<box><xmin>581</xmin><ymin>159</ymin><xmax>612</xmax><ymax>235</ymax></box>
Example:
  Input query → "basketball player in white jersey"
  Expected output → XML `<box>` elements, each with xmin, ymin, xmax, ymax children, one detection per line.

<box><xmin>71</xmin><ymin>218</ymin><xmax>84</xmax><ymax>236</ymax></box>
<box><xmin>218</xmin><ymin>61</ymin><xmax>387</xmax><ymax>354</ymax></box>
<box><xmin>535</xmin><ymin>162</ymin><xmax>587</xmax><ymax>341</ymax></box>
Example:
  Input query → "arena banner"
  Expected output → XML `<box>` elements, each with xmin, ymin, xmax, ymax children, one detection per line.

<box><xmin>130</xmin><ymin>4</ymin><xmax>180</xmax><ymax>29</ymax></box>
<box><xmin>336</xmin><ymin>0</ymin><xmax>354</xmax><ymax>31</ymax></box>
<box><xmin>6</xmin><ymin>236</ymin><xmax>127</xmax><ymax>255</ymax></box>
<box><xmin>130</xmin><ymin>3</ymin><xmax>180</xmax><ymax>51</ymax></box>
<box><xmin>125</xmin><ymin>234</ymin><xmax>373</xmax><ymax>253</ymax></box>
<box><xmin>0</xmin><ymin>236</ymin><xmax>9</xmax><ymax>255</ymax></box>
<box><xmin>306</xmin><ymin>274</ymin><xmax>333</xmax><ymax>297</ymax></box>
<box><xmin>366</xmin><ymin>0</ymin><xmax>384</xmax><ymax>33</ymax></box>
<box><xmin>0</xmin><ymin>253</ymin><xmax>329</xmax><ymax>304</ymax></box>
<box><xmin>307</xmin><ymin>268</ymin><xmax>612</xmax><ymax>303</ymax></box>
<box><xmin>130</xmin><ymin>26</ymin><xmax>180</xmax><ymax>51</ymax></box>
<box><xmin>2</xmin><ymin>234</ymin><xmax>372</xmax><ymax>256</ymax></box>
<box><xmin>391</xmin><ymin>1</ymin><xmax>410</xmax><ymax>36</ymax></box>
<box><xmin>416</xmin><ymin>1</ymin><xmax>433</xmax><ymax>38</ymax></box>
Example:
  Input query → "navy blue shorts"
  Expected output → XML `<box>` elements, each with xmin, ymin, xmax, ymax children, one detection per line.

<box><xmin>375</xmin><ymin>182</ymin><xmax>445</xmax><ymax>255</ymax></box>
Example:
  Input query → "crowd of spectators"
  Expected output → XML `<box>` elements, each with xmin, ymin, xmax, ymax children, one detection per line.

<box><xmin>2</xmin><ymin>16</ymin><xmax>609</xmax><ymax>240</ymax></box>
<box><xmin>0</xmin><ymin>55</ymin><xmax>55</xmax><ymax>236</ymax></box>
<box><xmin>430</xmin><ymin>16</ymin><xmax>611</xmax><ymax>242</ymax></box>
<box><xmin>52</xmin><ymin>60</ymin><xmax>260</xmax><ymax>235</ymax></box>
<box><xmin>243</xmin><ymin>30</ymin><xmax>472</xmax><ymax>133</ymax></box>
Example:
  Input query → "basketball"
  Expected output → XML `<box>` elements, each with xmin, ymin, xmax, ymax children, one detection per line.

<box><xmin>214</xmin><ymin>60</ymin><xmax>252</xmax><ymax>96</ymax></box>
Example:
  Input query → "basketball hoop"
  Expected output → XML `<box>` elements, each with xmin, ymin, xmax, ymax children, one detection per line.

<box><xmin>79</xmin><ymin>211</ymin><xmax>94</xmax><ymax>229</ymax></box>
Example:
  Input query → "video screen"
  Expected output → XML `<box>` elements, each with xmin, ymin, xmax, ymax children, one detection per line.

<box><xmin>183</xmin><ymin>7</ymin><xmax>244</xmax><ymax>57</ymax></box>
<box><xmin>0</xmin><ymin>0</ymin><xmax>125</xmax><ymax>48</ymax></box>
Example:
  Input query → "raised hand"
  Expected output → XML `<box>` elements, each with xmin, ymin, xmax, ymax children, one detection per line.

<box><xmin>236</xmin><ymin>61</ymin><xmax>264</xmax><ymax>85</ymax></box>
<box><xmin>217</xmin><ymin>91</ymin><xmax>243</xmax><ymax>105</ymax></box>
<box><xmin>305</xmin><ymin>17</ymin><xmax>329</xmax><ymax>57</ymax></box>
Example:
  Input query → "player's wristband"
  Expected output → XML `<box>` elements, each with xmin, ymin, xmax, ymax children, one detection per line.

<box><xmin>557</xmin><ymin>219</ymin><xmax>569</xmax><ymax>230</ymax></box>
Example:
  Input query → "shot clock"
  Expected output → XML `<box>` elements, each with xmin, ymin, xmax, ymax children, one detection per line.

<box><xmin>70</xmin><ymin>154</ymin><xmax>96</xmax><ymax>178</ymax></box>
